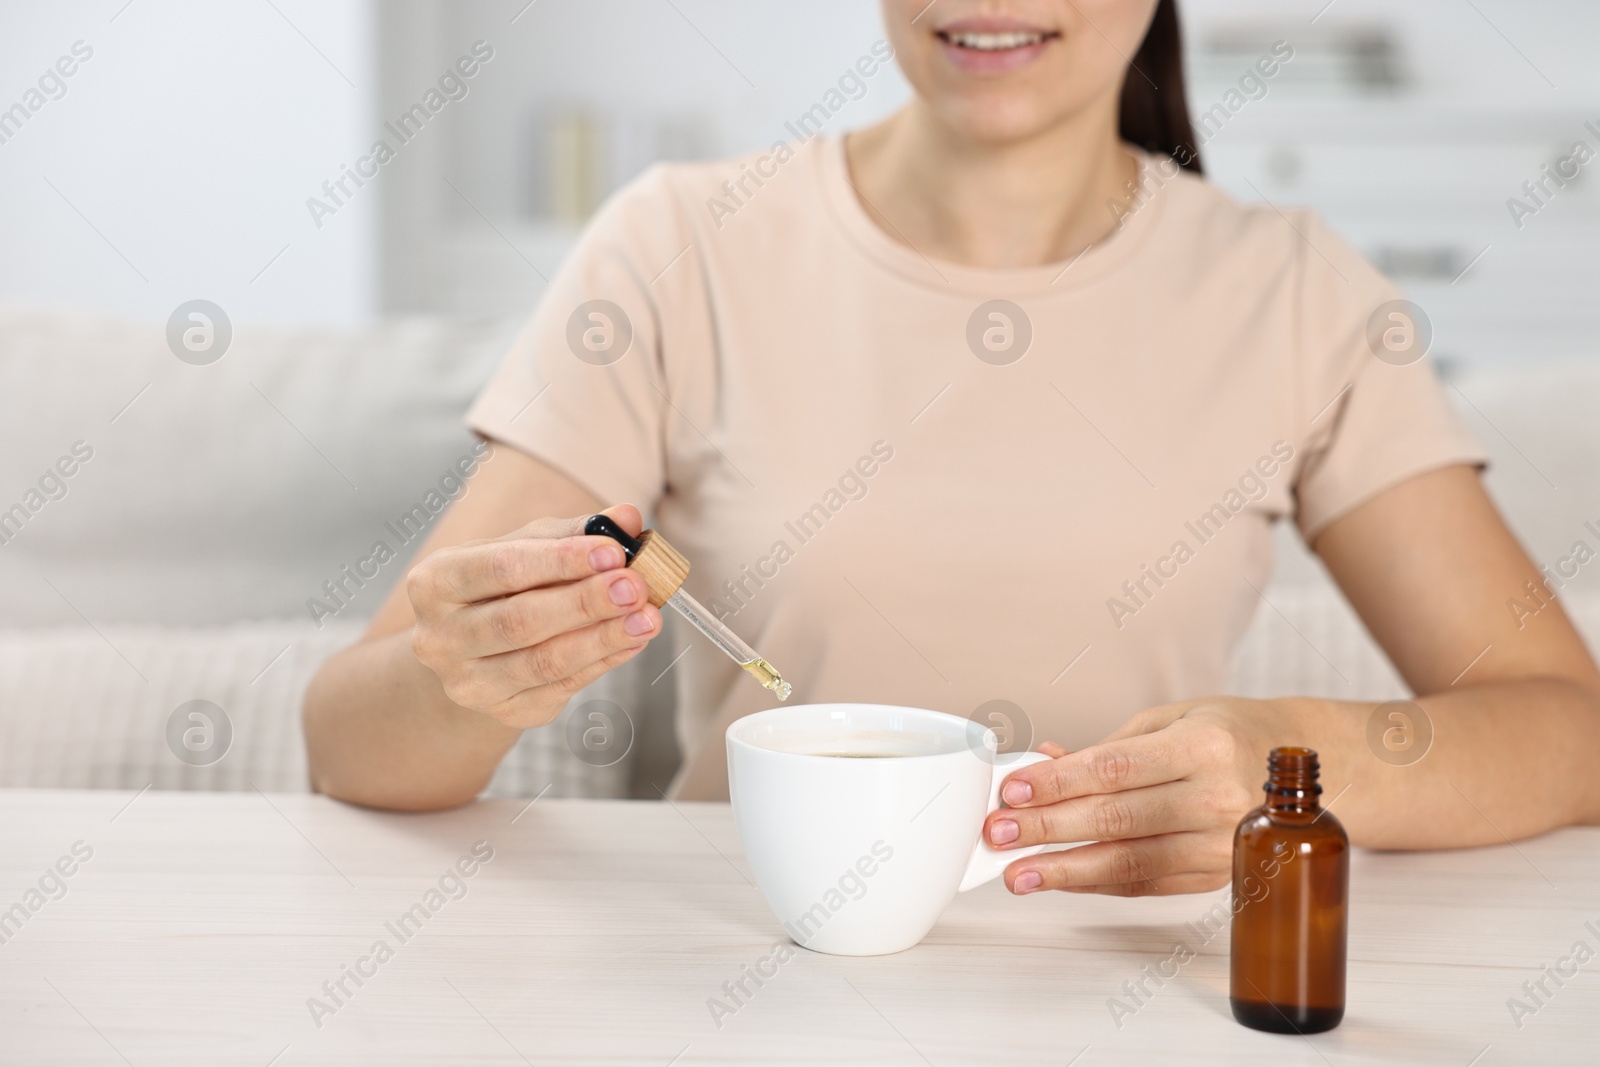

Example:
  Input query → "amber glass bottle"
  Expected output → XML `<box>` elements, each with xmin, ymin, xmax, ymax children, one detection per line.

<box><xmin>1230</xmin><ymin>747</ymin><xmax>1348</xmax><ymax>1033</ymax></box>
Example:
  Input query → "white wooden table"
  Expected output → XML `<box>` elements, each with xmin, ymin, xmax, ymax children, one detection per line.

<box><xmin>3</xmin><ymin>789</ymin><xmax>1596</xmax><ymax>1066</ymax></box>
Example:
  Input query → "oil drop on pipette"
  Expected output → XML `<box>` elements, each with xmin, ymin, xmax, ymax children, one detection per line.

<box><xmin>584</xmin><ymin>515</ymin><xmax>792</xmax><ymax>700</ymax></box>
<box><xmin>740</xmin><ymin>658</ymin><xmax>791</xmax><ymax>700</ymax></box>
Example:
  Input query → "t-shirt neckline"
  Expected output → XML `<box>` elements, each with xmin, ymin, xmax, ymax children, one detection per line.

<box><xmin>814</xmin><ymin>133</ymin><xmax>1168</xmax><ymax>298</ymax></box>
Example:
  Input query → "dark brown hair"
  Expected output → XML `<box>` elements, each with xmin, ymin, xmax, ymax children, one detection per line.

<box><xmin>1118</xmin><ymin>0</ymin><xmax>1202</xmax><ymax>173</ymax></box>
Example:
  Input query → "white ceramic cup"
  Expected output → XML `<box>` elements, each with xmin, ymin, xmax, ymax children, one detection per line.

<box><xmin>726</xmin><ymin>703</ymin><xmax>1056</xmax><ymax>956</ymax></box>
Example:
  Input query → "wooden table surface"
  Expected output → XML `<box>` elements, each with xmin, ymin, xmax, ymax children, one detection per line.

<box><xmin>3</xmin><ymin>788</ymin><xmax>1596</xmax><ymax>1066</ymax></box>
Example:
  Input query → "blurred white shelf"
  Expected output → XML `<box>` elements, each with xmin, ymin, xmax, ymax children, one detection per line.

<box><xmin>1200</xmin><ymin>101</ymin><xmax>1600</xmax><ymax>364</ymax></box>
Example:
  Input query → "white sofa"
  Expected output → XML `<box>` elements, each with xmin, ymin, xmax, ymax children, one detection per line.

<box><xmin>2</xmin><ymin>300</ymin><xmax>1595</xmax><ymax>796</ymax></box>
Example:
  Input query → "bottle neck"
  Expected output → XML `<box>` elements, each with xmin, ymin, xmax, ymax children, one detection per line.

<box><xmin>1264</xmin><ymin>747</ymin><xmax>1322</xmax><ymax>813</ymax></box>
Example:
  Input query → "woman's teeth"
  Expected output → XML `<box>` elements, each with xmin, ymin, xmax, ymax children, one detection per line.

<box><xmin>944</xmin><ymin>31</ymin><xmax>1048</xmax><ymax>51</ymax></box>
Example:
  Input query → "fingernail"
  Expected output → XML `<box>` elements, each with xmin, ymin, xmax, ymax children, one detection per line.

<box><xmin>1002</xmin><ymin>780</ymin><xmax>1032</xmax><ymax>806</ymax></box>
<box><xmin>989</xmin><ymin>819</ymin><xmax>1019</xmax><ymax>846</ymax></box>
<box><xmin>609</xmin><ymin>576</ymin><xmax>639</xmax><ymax>606</ymax></box>
<box><xmin>624</xmin><ymin>611</ymin><xmax>653</xmax><ymax>636</ymax></box>
<box><xmin>589</xmin><ymin>545</ymin><xmax>623</xmax><ymax>571</ymax></box>
<box><xmin>1013</xmin><ymin>870</ymin><xmax>1042</xmax><ymax>893</ymax></box>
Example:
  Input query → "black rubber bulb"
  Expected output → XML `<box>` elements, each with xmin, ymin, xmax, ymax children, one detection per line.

<box><xmin>584</xmin><ymin>514</ymin><xmax>642</xmax><ymax>562</ymax></box>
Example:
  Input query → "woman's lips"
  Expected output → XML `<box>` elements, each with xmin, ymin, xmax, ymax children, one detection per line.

<box><xmin>935</xmin><ymin>28</ymin><xmax>1059</xmax><ymax>74</ymax></box>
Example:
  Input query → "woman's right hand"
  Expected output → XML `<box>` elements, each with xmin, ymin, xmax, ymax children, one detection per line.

<box><xmin>404</xmin><ymin>504</ymin><xmax>662</xmax><ymax>729</ymax></box>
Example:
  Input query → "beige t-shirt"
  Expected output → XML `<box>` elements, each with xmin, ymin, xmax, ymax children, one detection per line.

<box><xmin>467</xmin><ymin>135</ymin><xmax>1485</xmax><ymax>800</ymax></box>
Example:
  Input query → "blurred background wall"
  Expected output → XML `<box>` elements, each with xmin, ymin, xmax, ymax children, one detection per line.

<box><xmin>0</xmin><ymin>0</ymin><xmax>377</xmax><ymax>326</ymax></box>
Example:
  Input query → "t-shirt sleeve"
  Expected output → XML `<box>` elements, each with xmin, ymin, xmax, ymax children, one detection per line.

<box><xmin>466</xmin><ymin>167</ymin><xmax>687</xmax><ymax>512</ymax></box>
<box><xmin>1288</xmin><ymin>212</ymin><xmax>1488</xmax><ymax>541</ymax></box>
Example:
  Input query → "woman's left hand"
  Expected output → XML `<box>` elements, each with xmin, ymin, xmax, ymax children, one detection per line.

<box><xmin>985</xmin><ymin>697</ymin><xmax>1292</xmax><ymax>896</ymax></box>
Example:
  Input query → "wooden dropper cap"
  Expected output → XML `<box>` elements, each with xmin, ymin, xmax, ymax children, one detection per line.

<box><xmin>584</xmin><ymin>515</ymin><xmax>690</xmax><ymax>608</ymax></box>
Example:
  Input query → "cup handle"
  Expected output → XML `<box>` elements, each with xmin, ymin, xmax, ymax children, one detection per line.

<box><xmin>957</xmin><ymin>750</ymin><xmax>1055</xmax><ymax>893</ymax></box>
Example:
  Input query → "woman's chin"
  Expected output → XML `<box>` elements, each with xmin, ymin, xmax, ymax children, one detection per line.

<box><xmin>931</xmin><ymin>99</ymin><xmax>1078</xmax><ymax>147</ymax></box>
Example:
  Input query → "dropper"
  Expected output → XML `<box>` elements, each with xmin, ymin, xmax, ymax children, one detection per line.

<box><xmin>585</xmin><ymin>515</ymin><xmax>792</xmax><ymax>700</ymax></box>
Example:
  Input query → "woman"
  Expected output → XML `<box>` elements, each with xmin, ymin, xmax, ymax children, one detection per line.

<box><xmin>305</xmin><ymin>0</ymin><xmax>1600</xmax><ymax>897</ymax></box>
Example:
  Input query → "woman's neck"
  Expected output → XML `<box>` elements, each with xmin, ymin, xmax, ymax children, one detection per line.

<box><xmin>843</xmin><ymin>101</ymin><xmax>1140</xmax><ymax>270</ymax></box>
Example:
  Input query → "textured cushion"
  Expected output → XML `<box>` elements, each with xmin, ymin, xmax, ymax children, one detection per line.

<box><xmin>0</xmin><ymin>300</ymin><xmax>521</xmax><ymax>626</ymax></box>
<box><xmin>1230</xmin><ymin>581</ymin><xmax>1600</xmax><ymax>702</ymax></box>
<box><xmin>0</xmin><ymin>619</ymin><xmax>637</xmax><ymax>798</ymax></box>
<box><xmin>4</xmin><ymin>579</ymin><xmax>1591</xmax><ymax>796</ymax></box>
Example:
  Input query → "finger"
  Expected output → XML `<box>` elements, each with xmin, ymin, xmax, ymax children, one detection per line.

<box><xmin>421</xmin><ymin>505</ymin><xmax>644</xmax><ymax>605</ymax></box>
<box><xmin>415</xmin><ymin>533</ymin><xmax>620</xmax><ymax>606</ymax></box>
<box><xmin>1003</xmin><ymin>833</ymin><xmax>1225</xmax><ymax>893</ymax></box>
<box><xmin>486</xmin><ymin>643</ymin><xmax>649</xmax><ymax>729</ymax></box>
<box><xmin>475</xmin><ymin>607</ymin><xmax>662</xmax><ymax>692</ymax></box>
<box><xmin>437</xmin><ymin>503</ymin><xmax>640</xmax><ymax>558</ymax></box>
<box><xmin>589</xmin><ymin>503</ymin><xmax>644</xmax><ymax>540</ymax></box>
<box><xmin>1038</xmin><ymin>741</ymin><xmax>1069</xmax><ymax>758</ymax></box>
<box><xmin>538</xmin><ymin>640</ymin><xmax>651</xmax><ymax>700</ymax></box>
<box><xmin>493</xmin><ymin>503</ymin><xmax>643</xmax><ymax>545</ymax></box>
<box><xmin>454</xmin><ymin>568</ymin><xmax>652</xmax><ymax>657</ymax></box>
<box><xmin>1059</xmin><ymin>871</ymin><xmax>1229</xmax><ymax>897</ymax></box>
<box><xmin>986</xmin><ymin>781</ymin><xmax>1199</xmax><ymax>849</ymax></box>
<box><xmin>999</xmin><ymin>731</ymin><xmax>1198</xmax><ymax>809</ymax></box>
